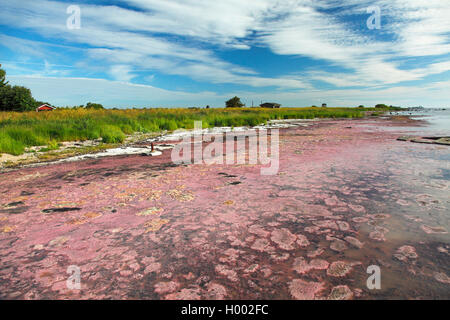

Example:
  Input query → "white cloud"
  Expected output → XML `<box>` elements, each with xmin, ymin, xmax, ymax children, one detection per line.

<box><xmin>0</xmin><ymin>0</ymin><xmax>449</xmax><ymax>103</ymax></box>
<box><xmin>7</xmin><ymin>75</ymin><xmax>450</xmax><ymax>109</ymax></box>
<box><xmin>7</xmin><ymin>75</ymin><xmax>224</xmax><ymax>107</ymax></box>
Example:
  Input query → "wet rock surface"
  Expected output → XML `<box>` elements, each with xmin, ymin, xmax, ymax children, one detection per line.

<box><xmin>0</xmin><ymin>118</ymin><xmax>449</xmax><ymax>299</ymax></box>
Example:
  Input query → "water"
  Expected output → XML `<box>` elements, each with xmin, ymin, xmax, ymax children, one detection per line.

<box><xmin>398</xmin><ymin>109</ymin><xmax>450</xmax><ymax>135</ymax></box>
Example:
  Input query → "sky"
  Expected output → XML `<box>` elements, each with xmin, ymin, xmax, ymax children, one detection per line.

<box><xmin>0</xmin><ymin>0</ymin><xmax>449</xmax><ymax>108</ymax></box>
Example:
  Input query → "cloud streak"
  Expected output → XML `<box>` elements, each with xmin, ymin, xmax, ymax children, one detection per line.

<box><xmin>0</xmin><ymin>0</ymin><xmax>449</xmax><ymax>107</ymax></box>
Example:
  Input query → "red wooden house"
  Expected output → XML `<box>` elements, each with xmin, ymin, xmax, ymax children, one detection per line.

<box><xmin>36</xmin><ymin>104</ymin><xmax>55</xmax><ymax>112</ymax></box>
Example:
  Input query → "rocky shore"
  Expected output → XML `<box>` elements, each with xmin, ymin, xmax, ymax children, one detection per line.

<box><xmin>0</xmin><ymin>116</ymin><xmax>448</xmax><ymax>299</ymax></box>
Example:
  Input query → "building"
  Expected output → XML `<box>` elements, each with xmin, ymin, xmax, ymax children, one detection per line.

<box><xmin>260</xmin><ymin>102</ymin><xmax>281</xmax><ymax>108</ymax></box>
<box><xmin>322</xmin><ymin>103</ymin><xmax>327</xmax><ymax>108</ymax></box>
<box><xmin>36</xmin><ymin>104</ymin><xmax>55</xmax><ymax>112</ymax></box>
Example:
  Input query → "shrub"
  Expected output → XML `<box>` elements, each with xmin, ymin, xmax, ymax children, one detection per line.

<box><xmin>100</xmin><ymin>125</ymin><xmax>125</xmax><ymax>143</ymax></box>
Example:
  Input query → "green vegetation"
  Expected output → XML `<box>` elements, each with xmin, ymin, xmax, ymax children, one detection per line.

<box><xmin>0</xmin><ymin>66</ymin><xmax>8</xmax><ymax>87</ymax></box>
<box><xmin>225</xmin><ymin>96</ymin><xmax>244</xmax><ymax>108</ymax></box>
<box><xmin>0</xmin><ymin>67</ymin><xmax>402</xmax><ymax>156</ymax></box>
<box><xmin>85</xmin><ymin>102</ymin><xmax>104</xmax><ymax>110</ymax></box>
<box><xmin>0</xmin><ymin>107</ymin><xmax>369</xmax><ymax>155</ymax></box>
<box><xmin>0</xmin><ymin>65</ymin><xmax>41</xmax><ymax>112</ymax></box>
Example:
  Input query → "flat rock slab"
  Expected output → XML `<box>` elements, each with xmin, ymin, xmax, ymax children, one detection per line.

<box><xmin>397</xmin><ymin>136</ymin><xmax>450</xmax><ymax>145</ymax></box>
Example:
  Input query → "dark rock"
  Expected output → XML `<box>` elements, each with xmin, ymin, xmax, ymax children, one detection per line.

<box><xmin>42</xmin><ymin>207</ymin><xmax>82</xmax><ymax>213</ymax></box>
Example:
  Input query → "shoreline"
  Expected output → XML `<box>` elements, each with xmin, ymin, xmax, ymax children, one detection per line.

<box><xmin>1</xmin><ymin>114</ymin><xmax>448</xmax><ymax>299</ymax></box>
<box><xmin>0</xmin><ymin>116</ymin><xmax>370</xmax><ymax>171</ymax></box>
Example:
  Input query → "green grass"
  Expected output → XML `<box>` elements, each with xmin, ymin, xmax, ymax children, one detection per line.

<box><xmin>0</xmin><ymin>107</ymin><xmax>372</xmax><ymax>155</ymax></box>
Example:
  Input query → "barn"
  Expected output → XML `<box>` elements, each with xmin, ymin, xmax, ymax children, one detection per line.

<box><xmin>260</xmin><ymin>102</ymin><xmax>281</xmax><ymax>108</ymax></box>
<box><xmin>36</xmin><ymin>104</ymin><xmax>55</xmax><ymax>112</ymax></box>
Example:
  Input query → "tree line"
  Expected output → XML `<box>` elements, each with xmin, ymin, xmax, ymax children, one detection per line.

<box><xmin>0</xmin><ymin>65</ymin><xmax>44</xmax><ymax>112</ymax></box>
<box><xmin>0</xmin><ymin>65</ymin><xmax>105</xmax><ymax>112</ymax></box>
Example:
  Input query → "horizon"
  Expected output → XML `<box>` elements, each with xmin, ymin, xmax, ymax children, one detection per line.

<box><xmin>1</xmin><ymin>1</ymin><xmax>449</xmax><ymax>108</ymax></box>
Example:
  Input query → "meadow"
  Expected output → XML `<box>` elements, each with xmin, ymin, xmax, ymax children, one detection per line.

<box><xmin>0</xmin><ymin>107</ymin><xmax>367</xmax><ymax>155</ymax></box>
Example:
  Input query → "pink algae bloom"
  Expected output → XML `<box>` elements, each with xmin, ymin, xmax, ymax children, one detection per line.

<box><xmin>251</xmin><ymin>238</ymin><xmax>273</xmax><ymax>252</ymax></box>
<box><xmin>206</xmin><ymin>282</ymin><xmax>228</xmax><ymax>300</ymax></box>
<box><xmin>328</xmin><ymin>285</ymin><xmax>353</xmax><ymax>300</ymax></box>
<box><xmin>352</xmin><ymin>217</ymin><xmax>369</xmax><ymax>223</ymax></box>
<box><xmin>349</xmin><ymin>204</ymin><xmax>366</xmax><ymax>213</ymax></box>
<box><xmin>369</xmin><ymin>230</ymin><xmax>386</xmax><ymax>242</ymax></box>
<box><xmin>327</xmin><ymin>261</ymin><xmax>355</xmax><ymax>277</ymax></box>
<box><xmin>165</xmin><ymin>288</ymin><xmax>201</xmax><ymax>300</ymax></box>
<box><xmin>293</xmin><ymin>257</ymin><xmax>329</xmax><ymax>274</ymax></box>
<box><xmin>215</xmin><ymin>264</ymin><xmax>239</xmax><ymax>282</ymax></box>
<box><xmin>307</xmin><ymin>248</ymin><xmax>324</xmax><ymax>258</ymax></box>
<box><xmin>154</xmin><ymin>281</ymin><xmax>180</xmax><ymax>294</ymax></box>
<box><xmin>434</xmin><ymin>272</ymin><xmax>450</xmax><ymax>284</ymax></box>
<box><xmin>330</xmin><ymin>239</ymin><xmax>348</xmax><ymax>252</ymax></box>
<box><xmin>344</xmin><ymin>236</ymin><xmax>364</xmax><ymax>249</ymax></box>
<box><xmin>421</xmin><ymin>225</ymin><xmax>447</xmax><ymax>234</ymax></box>
<box><xmin>313</xmin><ymin>220</ymin><xmax>339</xmax><ymax>230</ymax></box>
<box><xmin>270</xmin><ymin>228</ymin><xmax>297</xmax><ymax>250</ymax></box>
<box><xmin>288</xmin><ymin>279</ymin><xmax>326</xmax><ymax>300</ymax></box>
<box><xmin>393</xmin><ymin>245</ymin><xmax>418</xmax><ymax>261</ymax></box>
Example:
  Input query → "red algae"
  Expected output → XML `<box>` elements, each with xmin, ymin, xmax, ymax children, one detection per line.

<box><xmin>330</xmin><ymin>239</ymin><xmax>348</xmax><ymax>252</ymax></box>
<box><xmin>433</xmin><ymin>272</ymin><xmax>450</xmax><ymax>284</ymax></box>
<box><xmin>165</xmin><ymin>288</ymin><xmax>202</xmax><ymax>300</ymax></box>
<box><xmin>328</xmin><ymin>285</ymin><xmax>354</xmax><ymax>300</ymax></box>
<box><xmin>394</xmin><ymin>245</ymin><xmax>418</xmax><ymax>262</ymax></box>
<box><xmin>369</xmin><ymin>230</ymin><xmax>386</xmax><ymax>242</ymax></box>
<box><xmin>288</xmin><ymin>279</ymin><xmax>326</xmax><ymax>300</ymax></box>
<box><xmin>327</xmin><ymin>261</ymin><xmax>357</xmax><ymax>277</ymax></box>
<box><xmin>206</xmin><ymin>282</ymin><xmax>228</xmax><ymax>299</ymax></box>
<box><xmin>293</xmin><ymin>256</ymin><xmax>329</xmax><ymax>274</ymax></box>
<box><xmin>270</xmin><ymin>228</ymin><xmax>297</xmax><ymax>250</ymax></box>
<box><xmin>1</xmin><ymin>117</ymin><xmax>449</xmax><ymax>299</ymax></box>
<box><xmin>421</xmin><ymin>225</ymin><xmax>448</xmax><ymax>234</ymax></box>
<box><xmin>344</xmin><ymin>236</ymin><xmax>364</xmax><ymax>249</ymax></box>
<box><xmin>154</xmin><ymin>281</ymin><xmax>180</xmax><ymax>294</ymax></box>
<box><xmin>307</xmin><ymin>248</ymin><xmax>324</xmax><ymax>258</ymax></box>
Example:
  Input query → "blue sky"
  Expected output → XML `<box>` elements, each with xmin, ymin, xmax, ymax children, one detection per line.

<box><xmin>0</xmin><ymin>0</ymin><xmax>449</xmax><ymax>108</ymax></box>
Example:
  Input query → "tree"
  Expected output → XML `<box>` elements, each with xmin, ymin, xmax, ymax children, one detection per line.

<box><xmin>85</xmin><ymin>102</ymin><xmax>104</xmax><ymax>109</ymax></box>
<box><xmin>375</xmin><ymin>104</ymin><xmax>388</xmax><ymax>108</ymax></box>
<box><xmin>225</xmin><ymin>96</ymin><xmax>244</xmax><ymax>108</ymax></box>
<box><xmin>0</xmin><ymin>65</ymin><xmax>38</xmax><ymax>111</ymax></box>
<box><xmin>0</xmin><ymin>64</ymin><xmax>9</xmax><ymax>87</ymax></box>
<box><xmin>358</xmin><ymin>105</ymin><xmax>365</xmax><ymax>108</ymax></box>
<box><xmin>0</xmin><ymin>85</ymin><xmax>37</xmax><ymax>112</ymax></box>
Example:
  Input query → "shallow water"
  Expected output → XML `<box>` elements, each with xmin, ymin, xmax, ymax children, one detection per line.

<box><xmin>0</xmin><ymin>117</ymin><xmax>448</xmax><ymax>299</ymax></box>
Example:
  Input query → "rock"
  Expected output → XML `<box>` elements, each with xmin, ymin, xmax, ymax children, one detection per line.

<box><xmin>345</xmin><ymin>236</ymin><xmax>364</xmax><ymax>249</ymax></box>
<box><xmin>330</xmin><ymin>239</ymin><xmax>348</xmax><ymax>252</ymax></box>
<box><xmin>154</xmin><ymin>281</ymin><xmax>179</xmax><ymax>294</ymax></box>
<box><xmin>165</xmin><ymin>288</ymin><xmax>201</xmax><ymax>300</ymax></box>
<box><xmin>327</xmin><ymin>261</ymin><xmax>356</xmax><ymax>277</ymax></box>
<box><xmin>293</xmin><ymin>257</ymin><xmax>329</xmax><ymax>274</ymax></box>
<box><xmin>435</xmin><ymin>137</ymin><xmax>450</xmax><ymax>145</ymax></box>
<box><xmin>328</xmin><ymin>285</ymin><xmax>353</xmax><ymax>300</ymax></box>
<box><xmin>433</xmin><ymin>272</ymin><xmax>450</xmax><ymax>284</ymax></box>
<box><xmin>369</xmin><ymin>230</ymin><xmax>386</xmax><ymax>242</ymax></box>
<box><xmin>394</xmin><ymin>245</ymin><xmax>418</xmax><ymax>262</ymax></box>
<box><xmin>421</xmin><ymin>225</ymin><xmax>447</xmax><ymax>234</ymax></box>
<box><xmin>307</xmin><ymin>248</ymin><xmax>324</xmax><ymax>258</ymax></box>
<box><xmin>137</xmin><ymin>207</ymin><xmax>163</xmax><ymax>216</ymax></box>
<box><xmin>288</xmin><ymin>279</ymin><xmax>325</xmax><ymax>300</ymax></box>
<box><xmin>271</xmin><ymin>228</ymin><xmax>297</xmax><ymax>250</ymax></box>
<box><xmin>296</xmin><ymin>234</ymin><xmax>310</xmax><ymax>247</ymax></box>
<box><xmin>206</xmin><ymin>282</ymin><xmax>228</xmax><ymax>299</ymax></box>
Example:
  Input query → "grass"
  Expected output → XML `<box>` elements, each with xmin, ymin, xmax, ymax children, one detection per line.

<box><xmin>0</xmin><ymin>107</ymin><xmax>370</xmax><ymax>155</ymax></box>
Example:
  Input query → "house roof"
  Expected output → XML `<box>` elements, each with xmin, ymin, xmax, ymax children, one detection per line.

<box><xmin>260</xmin><ymin>102</ymin><xmax>281</xmax><ymax>106</ymax></box>
<box><xmin>38</xmin><ymin>104</ymin><xmax>54</xmax><ymax>109</ymax></box>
